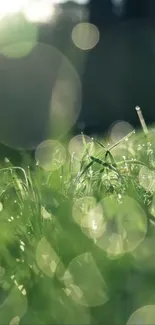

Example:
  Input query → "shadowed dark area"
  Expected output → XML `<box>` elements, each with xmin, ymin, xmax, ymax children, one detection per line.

<box><xmin>79</xmin><ymin>0</ymin><xmax>155</xmax><ymax>133</ymax></box>
<box><xmin>0</xmin><ymin>0</ymin><xmax>155</xmax><ymax>159</ymax></box>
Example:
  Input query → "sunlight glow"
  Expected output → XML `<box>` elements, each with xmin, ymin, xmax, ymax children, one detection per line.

<box><xmin>0</xmin><ymin>0</ymin><xmax>23</xmax><ymax>18</ymax></box>
<box><xmin>57</xmin><ymin>0</ymin><xmax>89</xmax><ymax>3</ymax></box>
<box><xmin>0</xmin><ymin>12</ymin><xmax>38</xmax><ymax>58</ymax></box>
<box><xmin>24</xmin><ymin>1</ymin><xmax>56</xmax><ymax>23</ymax></box>
<box><xmin>0</xmin><ymin>0</ymin><xmax>89</xmax><ymax>22</ymax></box>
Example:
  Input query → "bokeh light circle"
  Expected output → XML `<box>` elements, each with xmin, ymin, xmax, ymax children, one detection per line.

<box><xmin>96</xmin><ymin>195</ymin><xmax>147</xmax><ymax>256</ymax></box>
<box><xmin>132</xmin><ymin>235</ymin><xmax>155</xmax><ymax>271</ymax></box>
<box><xmin>0</xmin><ymin>286</ymin><xmax>27</xmax><ymax>324</ymax></box>
<box><xmin>150</xmin><ymin>192</ymin><xmax>155</xmax><ymax>217</ymax></box>
<box><xmin>35</xmin><ymin>140</ymin><xmax>66</xmax><ymax>171</ymax></box>
<box><xmin>48</xmin><ymin>286</ymin><xmax>91</xmax><ymax>325</ymax></box>
<box><xmin>81</xmin><ymin>211</ymin><xmax>106</xmax><ymax>240</ymax></box>
<box><xmin>0</xmin><ymin>202</ymin><xmax>3</xmax><ymax>211</ymax></box>
<box><xmin>0</xmin><ymin>43</ymin><xmax>82</xmax><ymax>149</ymax></box>
<box><xmin>63</xmin><ymin>252</ymin><xmax>108</xmax><ymax>307</ymax></box>
<box><xmin>110</xmin><ymin>143</ymin><xmax>135</xmax><ymax>163</ymax></box>
<box><xmin>72</xmin><ymin>196</ymin><xmax>106</xmax><ymax>239</ymax></box>
<box><xmin>127</xmin><ymin>305</ymin><xmax>155</xmax><ymax>325</ymax></box>
<box><xmin>139</xmin><ymin>166</ymin><xmax>155</xmax><ymax>192</ymax></box>
<box><xmin>0</xmin><ymin>14</ymin><xmax>38</xmax><ymax>58</ymax></box>
<box><xmin>72</xmin><ymin>196</ymin><xmax>98</xmax><ymax>227</ymax></box>
<box><xmin>72</xmin><ymin>22</ymin><xmax>100</xmax><ymax>50</ymax></box>
<box><xmin>9</xmin><ymin>316</ymin><xmax>20</xmax><ymax>325</ymax></box>
<box><xmin>109</xmin><ymin>120</ymin><xmax>134</xmax><ymax>144</ymax></box>
<box><xmin>68</xmin><ymin>135</ymin><xmax>94</xmax><ymax>161</ymax></box>
<box><xmin>82</xmin><ymin>203</ymin><xmax>106</xmax><ymax>239</ymax></box>
<box><xmin>36</xmin><ymin>237</ymin><xmax>60</xmax><ymax>277</ymax></box>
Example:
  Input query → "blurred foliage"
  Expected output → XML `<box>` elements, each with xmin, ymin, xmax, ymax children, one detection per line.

<box><xmin>0</xmin><ymin>129</ymin><xmax>155</xmax><ymax>324</ymax></box>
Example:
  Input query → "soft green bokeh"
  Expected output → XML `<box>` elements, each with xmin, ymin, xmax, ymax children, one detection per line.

<box><xmin>0</xmin><ymin>14</ymin><xmax>38</xmax><ymax>58</ymax></box>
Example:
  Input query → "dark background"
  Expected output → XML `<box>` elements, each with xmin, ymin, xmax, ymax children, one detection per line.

<box><xmin>1</xmin><ymin>0</ymin><xmax>155</xmax><ymax>159</ymax></box>
<box><xmin>80</xmin><ymin>0</ymin><xmax>155</xmax><ymax>134</ymax></box>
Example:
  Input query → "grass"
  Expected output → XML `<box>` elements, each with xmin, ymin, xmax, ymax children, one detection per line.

<box><xmin>1</xmin><ymin>126</ymin><xmax>155</xmax><ymax>324</ymax></box>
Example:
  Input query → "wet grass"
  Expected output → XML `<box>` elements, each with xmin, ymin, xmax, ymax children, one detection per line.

<box><xmin>1</xmin><ymin>128</ymin><xmax>155</xmax><ymax>324</ymax></box>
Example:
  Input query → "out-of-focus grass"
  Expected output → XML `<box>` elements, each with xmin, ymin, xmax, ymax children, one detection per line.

<box><xmin>1</xmin><ymin>129</ymin><xmax>155</xmax><ymax>324</ymax></box>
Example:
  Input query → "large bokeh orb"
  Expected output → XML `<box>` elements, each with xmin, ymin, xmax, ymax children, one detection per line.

<box><xmin>0</xmin><ymin>43</ymin><xmax>82</xmax><ymax>149</ymax></box>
